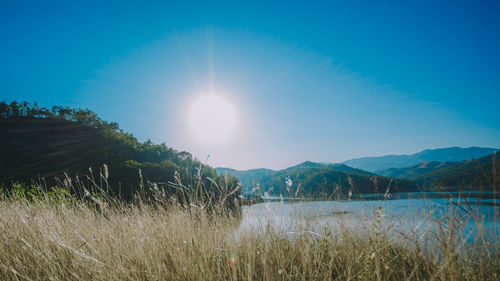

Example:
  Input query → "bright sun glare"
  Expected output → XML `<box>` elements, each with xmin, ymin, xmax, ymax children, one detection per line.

<box><xmin>188</xmin><ymin>94</ymin><xmax>237</xmax><ymax>144</ymax></box>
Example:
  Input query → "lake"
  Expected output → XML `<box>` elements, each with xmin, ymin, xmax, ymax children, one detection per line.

<box><xmin>238</xmin><ymin>191</ymin><xmax>499</xmax><ymax>244</ymax></box>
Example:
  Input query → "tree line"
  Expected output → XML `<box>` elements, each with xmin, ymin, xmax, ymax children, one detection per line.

<box><xmin>0</xmin><ymin>101</ymin><xmax>240</xmax><ymax>211</ymax></box>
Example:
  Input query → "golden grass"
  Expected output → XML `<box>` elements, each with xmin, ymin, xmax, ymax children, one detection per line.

<box><xmin>0</xmin><ymin>192</ymin><xmax>498</xmax><ymax>281</ymax></box>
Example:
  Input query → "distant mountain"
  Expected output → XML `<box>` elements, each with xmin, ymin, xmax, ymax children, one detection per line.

<box><xmin>375</xmin><ymin>161</ymin><xmax>457</xmax><ymax>179</ymax></box>
<box><xmin>260</xmin><ymin>166</ymin><xmax>417</xmax><ymax>198</ymax></box>
<box><xmin>412</xmin><ymin>153</ymin><xmax>500</xmax><ymax>190</ymax></box>
<box><xmin>216</xmin><ymin>167</ymin><xmax>274</xmax><ymax>193</ymax></box>
<box><xmin>216</xmin><ymin>161</ymin><xmax>372</xmax><ymax>193</ymax></box>
<box><xmin>217</xmin><ymin>161</ymin><xmax>418</xmax><ymax>197</ymax></box>
<box><xmin>283</xmin><ymin>161</ymin><xmax>373</xmax><ymax>175</ymax></box>
<box><xmin>342</xmin><ymin>147</ymin><xmax>498</xmax><ymax>172</ymax></box>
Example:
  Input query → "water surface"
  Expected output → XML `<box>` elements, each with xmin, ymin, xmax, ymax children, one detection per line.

<box><xmin>239</xmin><ymin>192</ymin><xmax>499</xmax><ymax>243</ymax></box>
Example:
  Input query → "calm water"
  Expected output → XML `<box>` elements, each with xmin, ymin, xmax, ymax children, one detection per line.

<box><xmin>238</xmin><ymin>192</ymin><xmax>499</xmax><ymax>242</ymax></box>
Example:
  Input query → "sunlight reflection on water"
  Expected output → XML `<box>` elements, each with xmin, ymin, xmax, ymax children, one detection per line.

<box><xmin>238</xmin><ymin>193</ymin><xmax>499</xmax><ymax>243</ymax></box>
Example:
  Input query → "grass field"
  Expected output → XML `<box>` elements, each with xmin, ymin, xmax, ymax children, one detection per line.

<box><xmin>0</xmin><ymin>185</ymin><xmax>498</xmax><ymax>281</ymax></box>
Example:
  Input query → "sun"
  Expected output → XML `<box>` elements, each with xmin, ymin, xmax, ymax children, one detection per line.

<box><xmin>187</xmin><ymin>94</ymin><xmax>237</xmax><ymax>144</ymax></box>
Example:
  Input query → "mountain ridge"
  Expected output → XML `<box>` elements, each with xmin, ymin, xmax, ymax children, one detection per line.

<box><xmin>411</xmin><ymin>153</ymin><xmax>500</xmax><ymax>190</ymax></box>
<box><xmin>375</xmin><ymin>161</ymin><xmax>458</xmax><ymax>179</ymax></box>
<box><xmin>341</xmin><ymin>147</ymin><xmax>498</xmax><ymax>172</ymax></box>
<box><xmin>217</xmin><ymin>161</ymin><xmax>417</xmax><ymax>196</ymax></box>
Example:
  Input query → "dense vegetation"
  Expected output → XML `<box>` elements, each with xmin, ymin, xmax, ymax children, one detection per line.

<box><xmin>222</xmin><ymin>153</ymin><xmax>500</xmax><ymax>197</ymax></box>
<box><xmin>413</xmin><ymin>153</ymin><xmax>500</xmax><ymax>190</ymax></box>
<box><xmin>220</xmin><ymin>161</ymin><xmax>419</xmax><ymax>198</ymax></box>
<box><xmin>375</xmin><ymin>161</ymin><xmax>457</xmax><ymax>179</ymax></box>
<box><xmin>216</xmin><ymin>167</ymin><xmax>275</xmax><ymax>193</ymax></box>
<box><xmin>0</xmin><ymin>183</ymin><xmax>498</xmax><ymax>280</ymax></box>
<box><xmin>0</xmin><ymin>101</ymin><xmax>240</xmax><ymax>209</ymax></box>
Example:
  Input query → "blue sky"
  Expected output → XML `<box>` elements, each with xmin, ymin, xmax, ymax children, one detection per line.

<box><xmin>1</xmin><ymin>0</ymin><xmax>499</xmax><ymax>169</ymax></box>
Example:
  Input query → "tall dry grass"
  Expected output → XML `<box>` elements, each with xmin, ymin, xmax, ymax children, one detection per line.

<box><xmin>0</xmin><ymin>187</ymin><xmax>498</xmax><ymax>281</ymax></box>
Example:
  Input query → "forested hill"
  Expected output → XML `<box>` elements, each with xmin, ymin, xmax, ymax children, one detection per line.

<box><xmin>218</xmin><ymin>161</ymin><xmax>418</xmax><ymax>197</ymax></box>
<box><xmin>0</xmin><ymin>101</ymin><xmax>239</xmax><ymax>201</ymax></box>
<box><xmin>375</xmin><ymin>161</ymin><xmax>457</xmax><ymax>179</ymax></box>
<box><xmin>215</xmin><ymin>167</ymin><xmax>274</xmax><ymax>193</ymax></box>
<box><xmin>285</xmin><ymin>161</ymin><xmax>373</xmax><ymax>175</ymax></box>
<box><xmin>412</xmin><ymin>153</ymin><xmax>500</xmax><ymax>190</ymax></box>
<box><xmin>342</xmin><ymin>147</ymin><xmax>498</xmax><ymax>172</ymax></box>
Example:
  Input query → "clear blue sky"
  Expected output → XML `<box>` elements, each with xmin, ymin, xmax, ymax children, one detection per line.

<box><xmin>1</xmin><ymin>0</ymin><xmax>499</xmax><ymax>169</ymax></box>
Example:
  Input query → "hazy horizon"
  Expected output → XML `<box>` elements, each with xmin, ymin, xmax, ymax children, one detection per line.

<box><xmin>2</xmin><ymin>0</ymin><xmax>499</xmax><ymax>170</ymax></box>
<box><xmin>215</xmin><ymin>146</ymin><xmax>499</xmax><ymax>171</ymax></box>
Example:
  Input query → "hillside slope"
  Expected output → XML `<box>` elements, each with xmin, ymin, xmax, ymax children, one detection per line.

<box><xmin>342</xmin><ymin>147</ymin><xmax>498</xmax><ymax>172</ymax></box>
<box><xmin>218</xmin><ymin>161</ymin><xmax>418</xmax><ymax>197</ymax></box>
<box><xmin>216</xmin><ymin>167</ymin><xmax>274</xmax><ymax>193</ymax></box>
<box><xmin>412</xmin><ymin>153</ymin><xmax>500</xmax><ymax>190</ymax></box>
<box><xmin>375</xmin><ymin>161</ymin><xmax>457</xmax><ymax>179</ymax></box>
<box><xmin>0</xmin><ymin>101</ymin><xmax>239</xmax><ymax>202</ymax></box>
